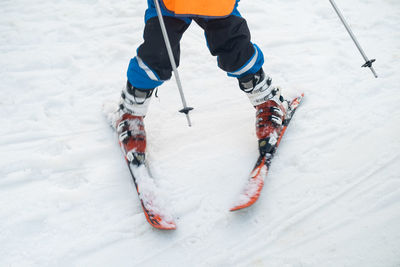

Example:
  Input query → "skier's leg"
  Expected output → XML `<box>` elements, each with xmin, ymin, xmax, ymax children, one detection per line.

<box><xmin>195</xmin><ymin>13</ymin><xmax>289</xmax><ymax>155</ymax></box>
<box><xmin>127</xmin><ymin>16</ymin><xmax>191</xmax><ymax>91</ymax></box>
<box><xmin>118</xmin><ymin>8</ymin><xmax>191</xmax><ymax>164</ymax></box>
<box><xmin>194</xmin><ymin>15</ymin><xmax>263</xmax><ymax>78</ymax></box>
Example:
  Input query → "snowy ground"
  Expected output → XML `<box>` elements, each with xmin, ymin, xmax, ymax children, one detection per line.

<box><xmin>1</xmin><ymin>0</ymin><xmax>400</xmax><ymax>266</ymax></box>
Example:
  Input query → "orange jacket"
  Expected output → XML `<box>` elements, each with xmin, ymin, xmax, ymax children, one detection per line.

<box><xmin>162</xmin><ymin>0</ymin><xmax>236</xmax><ymax>17</ymax></box>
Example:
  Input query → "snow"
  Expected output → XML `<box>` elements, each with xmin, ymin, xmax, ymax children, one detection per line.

<box><xmin>1</xmin><ymin>0</ymin><xmax>400</xmax><ymax>266</ymax></box>
<box><xmin>131</xmin><ymin>163</ymin><xmax>176</xmax><ymax>229</ymax></box>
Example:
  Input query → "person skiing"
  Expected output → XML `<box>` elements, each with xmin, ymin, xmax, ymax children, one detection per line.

<box><xmin>116</xmin><ymin>0</ymin><xmax>290</xmax><ymax>167</ymax></box>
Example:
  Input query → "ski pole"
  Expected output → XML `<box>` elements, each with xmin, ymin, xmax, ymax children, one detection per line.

<box><xmin>153</xmin><ymin>0</ymin><xmax>194</xmax><ymax>126</ymax></box>
<box><xmin>328</xmin><ymin>0</ymin><xmax>378</xmax><ymax>78</ymax></box>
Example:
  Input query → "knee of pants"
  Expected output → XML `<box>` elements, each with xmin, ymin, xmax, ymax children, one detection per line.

<box><xmin>198</xmin><ymin>15</ymin><xmax>264</xmax><ymax>78</ymax></box>
<box><xmin>138</xmin><ymin>46</ymin><xmax>177</xmax><ymax>81</ymax></box>
<box><xmin>226</xmin><ymin>43</ymin><xmax>264</xmax><ymax>78</ymax></box>
<box><xmin>127</xmin><ymin>16</ymin><xmax>188</xmax><ymax>88</ymax></box>
<box><xmin>127</xmin><ymin>45</ymin><xmax>179</xmax><ymax>89</ymax></box>
<box><xmin>127</xmin><ymin>56</ymin><xmax>164</xmax><ymax>89</ymax></box>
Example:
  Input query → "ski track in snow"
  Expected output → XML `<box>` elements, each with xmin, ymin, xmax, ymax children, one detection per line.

<box><xmin>1</xmin><ymin>0</ymin><xmax>400</xmax><ymax>266</ymax></box>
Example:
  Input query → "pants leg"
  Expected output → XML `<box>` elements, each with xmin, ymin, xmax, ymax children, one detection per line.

<box><xmin>127</xmin><ymin>16</ymin><xmax>191</xmax><ymax>89</ymax></box>
<box><xmin>194</xmin><ymin>15</ymin><xmax>264</xmax><ymax>78</ymax></box>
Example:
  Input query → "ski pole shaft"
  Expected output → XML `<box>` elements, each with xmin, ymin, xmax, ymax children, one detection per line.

<box><xmin>153</xmin><ymin>0</ymin><xmax>194</xmax><ymax>126</ymax></box>
<box><xmin>328</xmin><ymin>0</ymin><xmax>378</xmax><ymax>78</ymax></box>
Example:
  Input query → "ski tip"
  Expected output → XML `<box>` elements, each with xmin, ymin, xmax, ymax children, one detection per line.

<box><xmin>229</xmin><ymin>196</ymin><xmax>260</xmax><ymax>212</ymax></box>
<box><xmin>151</xmin><ymin>222</ymin><xmax>177</xmax><ymax>230</ymax></box>
<box><xmin>230</xmin><ymin>204</ymin><xmax>250</xmax><ymax>212</ymax></box>
<box><xmin>230</xmin><ymin>158</ymin><xmax>267</xmax><ymax>212</ymax></box>
<box><xmin>144</xmin><ymin>212</ymin><xmax>177</xmax><ymax>230</ymax></box>
<box><xmin>146</xmin><ymin>216</ymin><xmax>177</xmax><ymax>230</ymax></box>
<box><xmin>229</xmin><ymin>182</ymin><xmax>264</xmax><ymax>212</ymax></box>
<box><xmin>141</xmin><ymin>209</ymin><xmax>177</xmax><ymax>229</ymax></box>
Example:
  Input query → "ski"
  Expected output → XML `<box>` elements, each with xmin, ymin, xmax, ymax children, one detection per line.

<box><xmin>123</xmin><ymin>160</ymin><xmax>176</xmax><ymax>230</ymax></box>
<box><xmin>105</xmin><ymin>108</ymin><xmax>176</xmax><ymax>230</ymax></box>
<box><xmin>230</xmin><ymin>94</ymin><xmax>304</xmax><ymax>211</ymax></box>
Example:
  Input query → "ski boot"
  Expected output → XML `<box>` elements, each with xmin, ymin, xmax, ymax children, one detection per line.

<box><xmin>116</xmin><ymin>81</ymin><xmax>154</xmax><ymax>165</ymax></box>
<box><xmin>238</xmin><ymin>68</ymin><xmax>289</xmax><ymax>155</ymax></box>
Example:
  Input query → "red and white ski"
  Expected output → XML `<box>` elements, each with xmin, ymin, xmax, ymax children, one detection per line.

<box><xmin>230</xmin><ymin>94</ymin><xmax>304</xmax><ymax>211</ymax></box>
<box><xmin>124</xmin><ymin>161</ymin><xmax>176</xmax><ymax>230</ymax></box>
<box><xmin>110</xmin><ymin>112</ymin><xmax>176</xmax><ymax>230</ymax></box>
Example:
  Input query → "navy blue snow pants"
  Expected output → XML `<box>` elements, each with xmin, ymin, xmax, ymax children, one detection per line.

<box><xmin>127</xmin><ymin>0</ymin><xmax>264</xmax><ymax>89</ymax></box>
